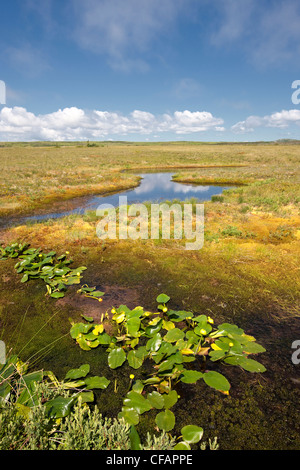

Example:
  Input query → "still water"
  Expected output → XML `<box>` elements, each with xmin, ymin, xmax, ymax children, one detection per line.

<box><xmin>4</xmin><ymin>172</ymin><xmax>230</xmax><ymax>227</ymax></box>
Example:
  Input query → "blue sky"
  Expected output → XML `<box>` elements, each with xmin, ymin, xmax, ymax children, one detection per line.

<box><xmin>1</xmin><ymin>0</ymin><xmax>300</xmax><ymax>142</ymax></box>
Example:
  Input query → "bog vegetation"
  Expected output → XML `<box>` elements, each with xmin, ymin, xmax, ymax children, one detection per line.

<box><xmin>0</xmin><ymin>141</ymin><xmax>299</xmax><ymax>450</ymax></box>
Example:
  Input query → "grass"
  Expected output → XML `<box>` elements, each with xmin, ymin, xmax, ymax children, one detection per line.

<box><xmin>0</xmin><ymin>141</ymin><xmax>300</xmax><ymax>449</ymax></box>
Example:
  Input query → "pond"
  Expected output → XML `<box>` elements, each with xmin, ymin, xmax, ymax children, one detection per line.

<box><xmin>9</xmin><ymin>172</ymin><xmax>231</xmax><ymax>226</ymax></box>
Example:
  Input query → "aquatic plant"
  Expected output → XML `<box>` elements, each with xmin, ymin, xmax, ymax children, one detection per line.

<box><xmin>0</xmin><ymin>242</ymin><xmax>87</xmax><ymax>298</ymax></box>
<box><xmin>70</xmin><ymin>293</ymin><xmax>266</xmax><ymax>440</ymax></box>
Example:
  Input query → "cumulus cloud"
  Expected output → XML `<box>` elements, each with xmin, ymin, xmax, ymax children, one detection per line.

<box><xmin>231</xmin><ymin>109</ymin><xmax>300</xmax><ymax>133</ymax></box>
<box><xmin>0</xmin><ymin>107</ymin><xmax>224</xmax><ymax>141</ymax></box>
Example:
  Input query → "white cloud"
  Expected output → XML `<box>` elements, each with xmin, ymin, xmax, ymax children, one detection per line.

<box><xmin>69</xmin><ymin>0</ymin><xmax>191</xmax><ymax>71</ymax></box>
<box><xmin>231</xmin><ymin>109</ymin><xmax>300</xmax><ymax>133</ymax></box>
<box><xmin>0</xmin><ymin>106</ymin><xmax>224</xmax><ymax>141</ymax></box>
<box><xmin>210</xmin><ymin>0</ymin><xmax>300</xmax><ymax>67</ymax></box>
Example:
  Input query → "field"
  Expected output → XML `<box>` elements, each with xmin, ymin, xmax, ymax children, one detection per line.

<box><xmin>0</xmin><ymin>141</ymin><xmax>300</xmax><ymax>450</ymax></box>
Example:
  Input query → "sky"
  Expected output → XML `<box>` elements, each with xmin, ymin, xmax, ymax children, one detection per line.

<box><xmin>1</xmin><ymin>0</ymin><xmax>300</xmax><ymax>142</ymax></box>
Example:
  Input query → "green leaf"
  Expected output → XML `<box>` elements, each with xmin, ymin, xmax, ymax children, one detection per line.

<box><xmin>156</xmin><ymin>293</ymin><xmax>170</xmax><ymax>304</ymax></box>
<box><xmin>21</xmin><ymin>273</ymin><xmax>29</xmax><ymax>283</ymax></box>
<box><xmin>76</xmin><ymin>337</ymin><xmax>91</xmax><ymax>351</ymax></box>
<box><xmin>65</xmin><ymin>364</ymin><xmax>90</xmax><ymax>380</ymax></box>
<box><xmin>118</xmin><ymin>407</ymin><xmax>139</xmax><ymax>426</ymax></box>
<box><xmin>50</xmin><ymin>292</ymin><xmax>65</xmax><ymax>299</ymax></box>
<box><xmin>84</xmin><ymin>376</ymin><xmax>110</xmax><ymax>389</ymax></box>
<box><xmin>45</xmin><ymin>396</ymin><xmax>75</xmax><ymax>418</ymax></box>
<box><xmin>81</xmin><ymin>314</ymin><xmax>94</xmax><ymax>323</ymax></box>
<box><xmin>147</xmin><ymin>391</ymin><xmax>165</xmax><ymax>409</ymax></box>
<box><xmin>97</xmin><ymin>332</ymin><xmax>111</xmax><ymax>345</ymax></box>
<box><xmin>76</xmin><ymin>391</ymin><xmax>94</xmax><ymax>403</ymax></box>
<box><xmin>145</xmin><ymin>320</ymin><xmax>162</xmax><ymax>337</ymax></box>
<box><xmin>174</xmin><ymin>441</ymin><xmax>191</xmax><ymax>450</ymax></box>
<box><xmin>155</xmin><ymin>409</ymin><xmax>175</xmax><ymax>431</ymax></box>
<box><xmin>129</xmin><ymin>425</ymin><xmax>142</xmax><ymax>450</ymax></box>
<box><xmin>127</xmin><ymin>349</ymin><xmax>144</xmax><ymax>369</ymax></box>
<box><xmin>70</xmin><ymin>322</ymin><xmax>93</xmax><ymax>339</ymax></box>
<box><xmin>243</xmin><ymin>342</ymin><xmax>266</xmax><ymax>354</ymax></box>
<box><xmin>163</xmin><ymin>328</ymin><xmax>185</xmax><ymax>343</ymax></box>
<box><xmin>146</xmin><ymin>333</ymin><xmax>162</xmax><ymax>352</ymax></box>
<box><xmin>108</xmin><ymin>347</ymin><xmax>126</xmax><ymax>369</ymax></box>
<box><xmin>181</xmin><ymin>425</ymin><xmax>203</xmax><ymax>444</ymax></box>
<box><xmin>126</xmin><ymin>317</ymin><xmax>141</xmax><ymax>337</ymax></box>
<box><xmin>180</xmin><ymin>369</ymin><xmax>203</xmax><ymax>384</ymax></box>
<box><xmin>163</xmin><ymin>390</ymin><xmax>178</xmax><ymax>409</ymax></box>
<box><xmin>123</xmin><ymin>391</ymin><xmax>152</xmax><ymax>415</ymax></box>
<box><xmin>203</xmin><ymin>371</ymin><xmax>230</xmax><ymax>392</ymax></box>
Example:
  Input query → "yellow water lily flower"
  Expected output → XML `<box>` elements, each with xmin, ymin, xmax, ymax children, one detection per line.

<box><xmin>129</xmin><ymin>374</ymin><xmax>135</xmax><ymax>380</ymax></box>
<box><xmin>207</xmin><ymin>316</ymin><xmax>214</xmax><ymax>324</ymax></box>
<box><xmin>93</xmin><ymin>324</ymin><xmax>104</xmax><ymax>335</ymax></box>
<box><xmin>200</xmin><ymin>328</ymin><xmax>207</xmax><ymax>335</ymax></box>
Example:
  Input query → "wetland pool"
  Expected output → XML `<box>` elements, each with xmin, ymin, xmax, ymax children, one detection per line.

<box><xmin>4</xmin><ymin>172</ymin><xmax>231</xmax><ymax>227</ymax></box>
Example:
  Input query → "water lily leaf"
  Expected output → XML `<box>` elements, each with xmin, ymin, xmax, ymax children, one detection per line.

<box><xmin>180</xmin><ymin>370</ymin><xmax>203</xmax><ymax>384</ymax></box>
<box><xmin>81</xmin><ymin>314</ymin><xmax>94</xmax><ymax>323</ymax></box>
<box><xmin>112</xmin><ymin>312</ymin><xmax>126</xmax><ymax>324</ymax></box>
<box><xmin>126</xmin><ymin>317</ymin><xmax>141</xmax><ymax>337</ymax></box>
<box><xmin>97</xmin><ymin>332</ymin><xmax>111</xmax><ymax>345</ymax></box>
<box><xmin>69</xmin><ymin>322</ymin><xmax>93</xmax><ymax>339</ymax></box>
<box><xmin>243</xmin><ymin>342</ymin><xmax>266</xmax><ymax>354</ymax></box>
<box><xmin>181</xmin><ymin>425</ymin><xmax>203</xmax><ymax>444</ymax></box>
<box><xmin>203</xmin><ymin>371</ymin><xmax>230</xmax><ymax>392</ymax></box>
<box><xmin>147</xmin><ymin>391</ymin><xmax>165</xmax><ymax>409</ymax></box>
<box><xmin>146</xmin><ymin>333</ymin><xmax>162</xmax><ymax>352</ymax></box>
<box><xmin>118</xmin><ymin>407</ymin><xmax>140</xmax><ymax>426</ymax></box>
<box><xmin>50</xmin><ymin>291</ymin><xmax>65</xmax><ymax>299</ymax></box>
<box><xmin>65</xmin><ymin>364</ymin><xmax>90</xmax><ymax>380</ymax></box>
<box><xmin>156</xmin><ymin>294</ymin><xmax>170</xmax><ymax>304</ymax></box>
<box><xmin>76</xmin><ymin>391</ymin><xmax>94</xmax><ymax>403</ymax></box>
<box><xmin>209</xmin><ymin>350</ymin><xmax>226</xmax><ymax>362</ymax></box>
<box><xmin>174</xmin><ymin>441</ymin><xmax>191</xmax><ymax>450</ymax></box>
<box><xmin>145</xmin><ymin>320</ymin><xmax>162</xmax><ymax>336</ymax></box>
<box><xmin>21</xmin><ymin>273</ymin><xmax>29</xmax><ymax>283</ymax></box>
<box><xmin>123</xmin><ymin>391</ymin><xmax>152</xmax><ymax>415</ymax></box>
<box><xmin>108</xmin><ymin>347</ymin><xmax>126</xmax><ymax>369</ymax></box>
<box><xmin>84</xmin><ymin>376</ymin><xmax>110</xmax><ymax>389</ymax></box>
<box><xmin>229</xmin><ymin>356</ymin><xmax>266</xmax><ymax>372</ymax></box>
<box><xmin>163</xmin><ymin>390</ymin><xmax>178</xmax><ymax>409</ymax></box>
<box><xmin>76</xmin><ymin>337</ymin><xmax>91</xmax><ymax>351</ymax></box>
<box><xmin>155</xmin><ymin>409</ymin><xmax>175</xmax><ymax>431</ymax></box>
<box><xmin>127</xmin><ymin>349</ymin><xmax>144</xmax><ymax>369</ymax></box>
<box><xmin>164</xmin><ymin>328</ymin><xmax>185</xmax><ymax>343</ymax></box>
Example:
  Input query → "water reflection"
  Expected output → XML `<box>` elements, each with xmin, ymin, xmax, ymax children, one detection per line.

<box><xmin>85</xmin><ymin>172</ymin><xmax>226</xmax><ymax>208</ymax></box>
<box><xmin>8</xmin><ymin>172</ymin><xmax>230</xmax><ymax>226</ymax></box>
